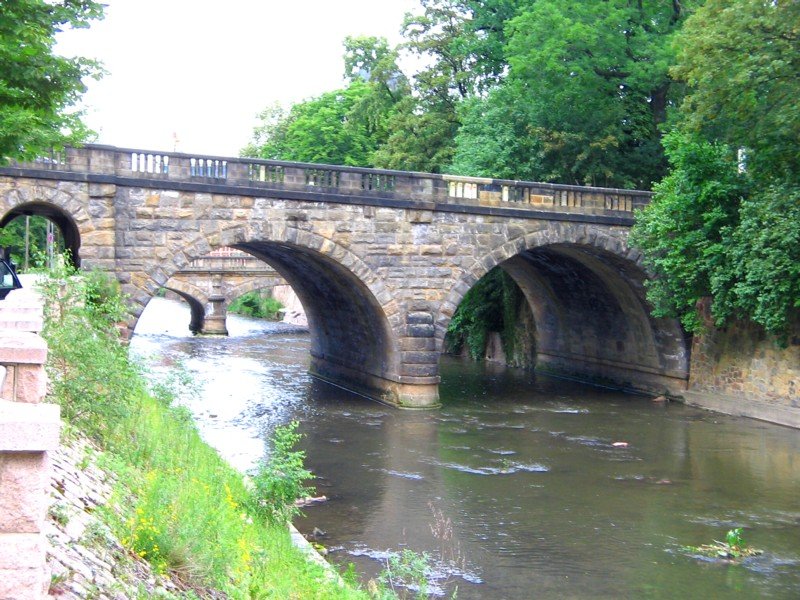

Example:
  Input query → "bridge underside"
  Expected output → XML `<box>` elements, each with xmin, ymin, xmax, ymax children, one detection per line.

<box><xmin>233</xmin><ymin>242</ymin><xmax>426</xmax><ymax>407</ymax></box>
<box><xmin>502</xmin><ymin>244</ymin><xmax>689</xmax><ymax>393</ymax></box>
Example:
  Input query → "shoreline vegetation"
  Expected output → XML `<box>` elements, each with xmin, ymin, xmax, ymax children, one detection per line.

<box><xmin>228</xmin><ymin>291</ymin><xmax>284</xmax><ymax>321</ymax></box>
<box><xmin>40</xmin><ymin>264</ymin><xmax>374</xmax><ymax>598</ymax></box>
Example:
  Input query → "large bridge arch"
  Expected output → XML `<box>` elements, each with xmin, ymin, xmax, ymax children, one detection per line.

<box><xmin>126</xmin><ymin>224</ymin><xmax>416</xmax><ymax>406</ymax></box>
<box><xmin>437</xmin><ymin>223</ymin><xmax>689</xmax><ymax>394</ymax></box>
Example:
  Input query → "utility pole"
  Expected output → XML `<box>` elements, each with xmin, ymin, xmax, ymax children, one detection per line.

<box><xmin>24</xmin><ymin>215</ymin><xmax>30</xmax><ymax>271</ymax></box>
<box><xmin>46</xmin><ymin>220</ymin><xmax>54</xmax><ymax>270</ymax></box>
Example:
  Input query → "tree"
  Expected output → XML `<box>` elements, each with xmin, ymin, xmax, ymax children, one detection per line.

<box><xmin>449</xmin><ymin>86</ymin><xmax>543</xmax><ymax>179</ymax></box>
<box><xmin>0</xmin><ymin>0</ymin><xmax>103</xmax><ymax>162</ymax></box>
<box><xmin>673</xmin><ymin>0</ymin><xmax>800</xmax><ymax>181</ymax></box>
<box><xmin>633</xmin><ymin>0</ymin><xmax>800</xmax><ymax>343</ymax></box>
<box><xmin>242</xmin><ymin>82</ymin><xmax>376</xmax><ymax>166</ymax></box>
<box><xmin>244</xmin><ymin>37</ymin><xmax>409</xmax><ymax>167</ymax></box>
<box><xmin>504</xmin><ymin>0</ymin><xmax>691</xmax><ymax>187</ymax></box>
<box><xmin>630</xmin><ymin>132</ymin><xmax>747</xmax><ymax>333</ymax></box>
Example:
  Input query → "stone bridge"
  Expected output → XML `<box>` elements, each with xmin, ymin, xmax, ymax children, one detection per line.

<box><xmin>166</xmin><ymin>247</ymin><xmax>286</xmax><ymax>335</ymax></box>
<box><xmin>0</xmin><ymin>145</ymin><xmax>689</xmax><ymax>408</ymax></box>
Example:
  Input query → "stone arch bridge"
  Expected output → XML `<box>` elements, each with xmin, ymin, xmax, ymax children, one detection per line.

<box><xmin>0</xmin><ymin>145</ymin><xmax>688</xmax><ymax>407</ymax></box>
<box><xmin>166</xmin><ymin>247</ymin><xmax>287</xmax><ymax>335</ymax></box>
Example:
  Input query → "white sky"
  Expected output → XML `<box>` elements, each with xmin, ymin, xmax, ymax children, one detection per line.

<box><xmin>56</xmin><ymin>0</ymin><xmax>420</xmax><ymax>157</ymax></box>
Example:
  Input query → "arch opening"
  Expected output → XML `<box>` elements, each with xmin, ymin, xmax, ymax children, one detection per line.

<box><xmin>0</xmin><ymin>202</ymin><xmax>81</xmax><ymax>268</ymax></box>
<box><xmin>161</xmin><ymin>286</ymin><xmax>206</xmax><ymax>334</ymax></box>
<box><xmin>231</xmin><ymin>241</ymin><xmax>403</xmax><ymax>405</ymax></box>
<box><xmin>444</xmin><ymin>242</ymin><xmax>689</xmax><ymax>395</ymax></box>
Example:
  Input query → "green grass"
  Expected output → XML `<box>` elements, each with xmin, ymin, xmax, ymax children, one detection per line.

<box><xmin>40</xmin><ymin>264</ymin><xmax>370</xmax><ymax>598</ymax></box>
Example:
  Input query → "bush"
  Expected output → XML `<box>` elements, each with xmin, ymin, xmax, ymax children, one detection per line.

<box><xmin>229</xmin><ymin>290</ymin><xmax>284</xmax><ymax>319</ymax></box>
<box><xmin>248</xmin><ymin>421</ymin><xmax>315</xmax><ymax>526</ymax></box>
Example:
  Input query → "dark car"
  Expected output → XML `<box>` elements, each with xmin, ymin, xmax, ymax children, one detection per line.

<box><xmin>0</xmin><ymin>258</ymin><xmax>22</xmax><ymax>299</ymax></box>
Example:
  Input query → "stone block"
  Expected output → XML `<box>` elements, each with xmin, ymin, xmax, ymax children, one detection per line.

<box><xmin>406</xmin><ymin>311</ymin><xmax>433</xmax><ymax>325</ymax></box>
<box><xmin>0</xmin><ymin>332</ymin><xmax>47</xmax><ymax>365</ymax></box>
<box><xmin>1</xmin><ymin>364</ymin><xmax>47</xmax><ymax>404</ymax></box>
<box><xmin>0</xmin><ymin>534</ymin><xmax>48</xmax><ymax>600</ymax></box>
<box><xmin>0</xmin><ymin>532</ymin><xmax>47</xmax><ymax>570</ymax></box>
<box><xmin>0</xmin><ymin>452</ymin><xmax>50</xmax><ymax>533</ymax></box>
<box><xmin>407</xmin><ymin>323</ymin><xmax>435</xmax><ymax>338</ymax></box>
<box><xmin>0</xmin><ymin>401</ymin><xmax>60</xmax><ymax>451</ymax></box>
<box><xmin>0</xmin><ymin>567</ymin><xmax>48</xmax><ymax>600</ymax></box>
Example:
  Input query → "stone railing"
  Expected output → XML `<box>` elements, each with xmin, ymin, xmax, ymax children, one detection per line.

<box><xmin>9</xmin><ymin>145</ymin><xmax>652</xmax><ymax>214</ymax></box>
<box><xmin>0</xmin><ymin>277</ymin><xmax>59</xmax><ymax>599</ymax></box>
<box><xmin>182</xmin><ymin>253</ymin><xmax>279</xmax><ymax>274</ymax></box>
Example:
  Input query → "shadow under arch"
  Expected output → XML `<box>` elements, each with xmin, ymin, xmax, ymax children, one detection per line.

<box><xmin>0</xmin><ymin>201</ymin><xmax>82</xmax><ymax>266</ymax></box>
<box><xmin>161</xmin><ymin>281</ymin><xmax>208</xmax><ymax>333</ymax></box>
<box><xmin>231</xmin><ymin>239</ymin><xmax>404</xmax><ymax>404</ymax></box>
<box><xmin>440</xmin><ymin>225</ymin><xmax>689</xmax><ymax>394</ymax></box>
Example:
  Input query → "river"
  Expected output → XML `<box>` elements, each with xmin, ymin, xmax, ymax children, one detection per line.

<box><xmin>131</xmin><ymin>297</ymin><xmax>800</xmax><ymax>599</ymax></box>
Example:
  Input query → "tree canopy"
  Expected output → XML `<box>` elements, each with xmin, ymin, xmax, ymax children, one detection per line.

<box><xmin>632</xmin><ymin>0</ymin><xmax>800</xmax><ymax>342</ymax></box>
<box><xmin>0</xmin><ymin>0</ymin><xmax>104</xmax><ymax>162</ymax></box>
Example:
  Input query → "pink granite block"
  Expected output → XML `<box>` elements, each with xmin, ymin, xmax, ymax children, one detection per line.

<box><xmin>0</xmin><ymin>331</ymin><xmax>47</xmax><ymax>364</ymax></box>
<box><xmin>0</xmin><ymin>453</ymin><xmax>50</xmax><ymax>534</ymax></box>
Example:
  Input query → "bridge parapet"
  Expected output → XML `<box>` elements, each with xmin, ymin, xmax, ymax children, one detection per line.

<box><xmin>10</xmin><ymin>145</ymin><xmax>651</xmax><ymax>215</ymax></box>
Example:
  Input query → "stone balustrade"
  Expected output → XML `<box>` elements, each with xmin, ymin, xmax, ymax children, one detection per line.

<box><xmin>12</xmin><ymin>145</ymin><xmax>652</xmax><ymax>215</ymax></box>
<box><xmin>0</xmin><ymin>278</ymin><xmax>59</xmax><ymax>599</ymax></box>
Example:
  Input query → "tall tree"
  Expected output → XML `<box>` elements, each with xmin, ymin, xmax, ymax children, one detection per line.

<box><xmin>633</xmin><ymin>0</ymin><xmax>800</xmax><ymax>342</ymax></box>
<box><xmin>673</xmin><ymin>0</ymin><xmax>800</xmax><ymax>181</ymax></box>
<box><xmin>504</xmin><ymin>0</ymin><xmax>690</xmax><ymax>187</ymax></box>
<box><xmin>244</xmin><ymin>37</ymin><xmax>409</xmax><ymax>167</ymax></box>
<box><xmin>242</xmin><ymin>83</ymin><xmax>376</xmax><ymax>166</ymax></box>
<box><xmin>0</xmin><ymin>0</ymin><xmax>103</xmax><ymax>162</ymax></box>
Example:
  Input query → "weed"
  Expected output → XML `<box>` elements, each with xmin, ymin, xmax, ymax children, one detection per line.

<box><xmin>378</xmin><ymin>549</ymin><xmax>433</xmax><ymax>599</ymax></box>
<box><xmin>248</xmin><ymin>420</ymin><xmax>315</xmax><ymax>525</ymax></box>
<box><xmin>48</xmin><ymin>502</ymin><xmax>70</xmax><ymax>526</ymax></box>
<box><xmin>683</xmin><ymin>527</ymin><xmax>763</xmax><ymax>560</ymax></box>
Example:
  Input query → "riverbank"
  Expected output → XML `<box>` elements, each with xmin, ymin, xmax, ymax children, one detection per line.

<box><xmin>38</xmin><ymin>268</ymin><xmax>370</xmax><ymax>599</ymax></box>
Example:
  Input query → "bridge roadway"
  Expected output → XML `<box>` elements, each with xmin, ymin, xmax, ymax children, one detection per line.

<box><xmin>0</xmin><ymin>145</ymin><xmax>688</xmax><ymax>407</ymax></box>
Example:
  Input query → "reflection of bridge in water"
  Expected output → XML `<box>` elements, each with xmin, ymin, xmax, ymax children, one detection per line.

<box><xmin>166</xmin><ymin>247</ymin><xmax>299</xmax><ymax>335</ymax></box>
<box><xmin>0</xmin><ymin>144</ymin><xmax>689</xmax><ymax>408</ymax></box>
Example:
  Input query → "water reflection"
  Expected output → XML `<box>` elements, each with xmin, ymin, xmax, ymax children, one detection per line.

<box><xmin>132</xmin><ymin>298</ymin><xmax>800</xmax><ymax>599</ymax></box>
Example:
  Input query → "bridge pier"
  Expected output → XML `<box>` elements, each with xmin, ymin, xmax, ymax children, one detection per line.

<box><xmin>309</xmin><ymin>355</ymin><xmax>440</xmax><ymax>409</ymax></box>
<box><xmin>202</xmin><ymin>296</ymin><xmax>229</xmax><ymax>336</ymax></box>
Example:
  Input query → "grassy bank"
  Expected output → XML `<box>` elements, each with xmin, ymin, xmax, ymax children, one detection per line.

<box><xmin>40</xmin><ymin>266</ymin><xmax>370</xmax><ymax>598</ymax></box>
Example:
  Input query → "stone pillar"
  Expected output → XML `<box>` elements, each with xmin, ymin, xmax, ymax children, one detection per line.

<box><xmin>202</xmin><ymin>296</ymin><xmax>229</xmax><ymax>335</ymax></box>
<box><xmin>0</xmin><ymin>283</ymin><xmax>60</xmax><ymax>600</ymax></box>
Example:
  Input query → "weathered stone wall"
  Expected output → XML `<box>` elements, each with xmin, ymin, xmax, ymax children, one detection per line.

<box><xmin>684</xmin><ymin>302</ymin><xmax>800</xmax><ymax>428</ymax></box>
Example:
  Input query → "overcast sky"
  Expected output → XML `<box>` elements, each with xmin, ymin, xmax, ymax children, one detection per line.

<box><xmin>56</xmin><ymin>0</ymin><xmax>420</xmax><ymax>157</ymax></box>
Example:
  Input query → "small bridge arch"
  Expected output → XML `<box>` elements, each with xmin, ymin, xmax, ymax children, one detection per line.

<box><xmin>0</xmin><ymin>201</ymin><xmax>83</xmax><ymax>266</ymax></box>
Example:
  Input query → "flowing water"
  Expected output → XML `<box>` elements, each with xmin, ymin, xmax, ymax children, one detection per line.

<box><xmin>132</xmin><ymin>298</ymin><xmax>800</xmax><ymax>599</ymax></box>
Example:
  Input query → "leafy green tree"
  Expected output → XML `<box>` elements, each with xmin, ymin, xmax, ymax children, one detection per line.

<box><xmin>449</xmin><ymin>86</ymin><xmax>542</xmax><ymax>179</ymax></box>
<box><xmin>673</xmin><ymin>0</ymin><xmax>800</xmax><ymax>181</ymax></box>
<box><xmin>243</xmin><ymin>82</ymin><xmax>376</xmax><ymax>166</ymax></box>
<box><xmin>373</xmin><ymin>0</ymin><xmax>477</xmax><ymax>173</ymax></box>
<box><xmin>504</xmin><ymin>0</ymin><xmax>690</xmax><ymax>187</ymax></box>
<box><xmin>244</xmin><ymin>37</ymin><xmax>409</xmax><ymax>167</ymax></box>
<box><xmin>633</xmin><ymin>0</ymin><xmax>800</xmax><ymax>342</ymax></box>
<box><xmin>0</xmin><ymin>215</ymin><xmax>64</xmax><ymax>269</ymax></box>
<box><xmin>630</xmin><ymin>132</ymin><xmax>747</xmax><ymax>333</ymax></box>
<box><xmin>0</xmin><ymin>0</ymin><xmax>103</xmax><ymax>162</ymax></box>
